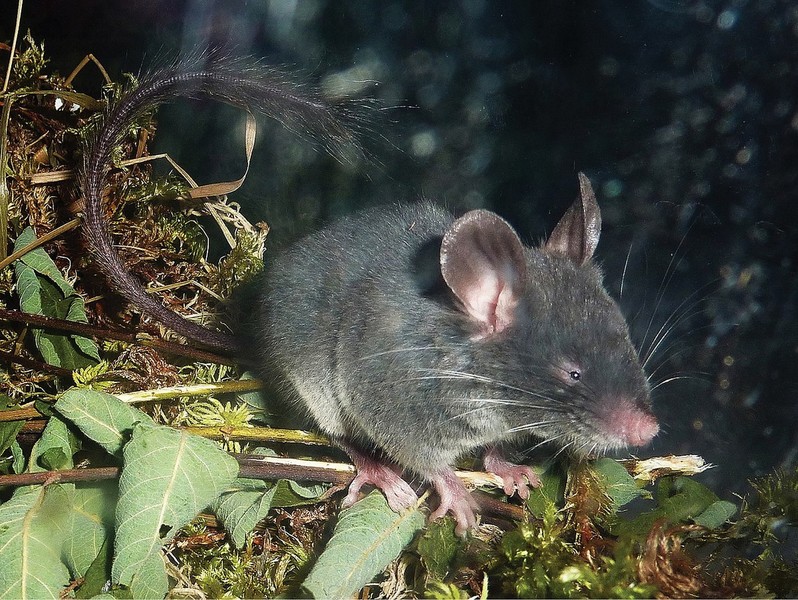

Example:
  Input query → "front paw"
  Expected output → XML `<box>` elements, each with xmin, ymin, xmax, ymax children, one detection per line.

<box><xmin>483</xmin><ymin>449</ymin><xmax>541</xmax><ymax>499</ymax></box>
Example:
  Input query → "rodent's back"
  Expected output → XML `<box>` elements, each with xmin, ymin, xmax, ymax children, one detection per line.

<box><xmin>260</xmin><ymin>202</ymin><xmax>457</xmax><ymax>441</ymax></box>
<box><xmin>263</xmin><ymin>202</ymin><xmax>452</xmax><ymax>342</ymax></box>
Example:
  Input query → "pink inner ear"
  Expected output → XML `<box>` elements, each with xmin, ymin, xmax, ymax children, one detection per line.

<box><xmin>461</xmin><ymin>274</ymin><xmax>518</xmax><ymax>334</ymax></box>
<box><xmin>440</xmin><ymin>209</ymin><xmax>526</xmax><ymax>336</ymax></box>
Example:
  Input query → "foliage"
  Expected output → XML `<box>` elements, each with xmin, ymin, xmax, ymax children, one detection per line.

<box><xmin>1</xmin><ymin>32</ymin><xmax>797</xmax><ymax>600</ymax></box>
<box><xmin>302</xmin><ymin>490</ymin><xmax>426</xmax><ymax>598</ymax></box>
<box><xmin>13</xmin><ymin>227</ymin><xmax>100</xmax><ymax>369</ymax></box>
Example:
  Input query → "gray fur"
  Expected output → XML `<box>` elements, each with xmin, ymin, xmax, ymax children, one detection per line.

<box><xmin>261</xmin><ymin>198</ymin><xmax>654</xmax><ymax>480</ymax></box>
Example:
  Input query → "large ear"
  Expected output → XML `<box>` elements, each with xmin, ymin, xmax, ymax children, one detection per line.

<box><xmin>544</xmin><ymin>172</ymin><xmax>601</xmax><ymax>265</ymax></box>
<box><xmin>440</xmin><ymin>209</ymin><xmax>527</xmax><ymax>334</ymax></box>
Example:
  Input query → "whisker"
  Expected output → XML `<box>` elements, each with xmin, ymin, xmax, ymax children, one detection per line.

<box><xmin>415</xmin><ymin>368</ymin><xmax>564</xmax><ymax>402</ymax></box>
<box><xmin>639</xmin><ymin>218</ymin><xmax>696</xmax><ymax>355</ymax></box>
<box><xmin>620</xmin><ymin>241</ymin><xmax>633</xmax><ymax>300</ymax></box>
<box><xmin>644</xmin><ymin>324</ymin><xmax>718</xmax><ymax>386</ymax></box>
<box><xmin>448</xmin><ymin>397</ymin><xmax>566</xmax><ymax>412</ymax></box>
<box><xmin>642</xmin><ymin>304</ymin><xmax>705</xmax><ymax>368</ymax></box>
<box><xmin>358</xmin><ymin>346</ymin><xmax>453</xmax><ymax>361</ymax></box>
<box><xmin>519</xmin><ymin>432</ymin><xmax>569</xmax><ymax>457</ymax></box>
<box><xmin>505</xmin><ymin>420</ymin><xmax>561</xmax><ymax>434</ymax></box>
<box><xmin>649</xmin><ymin>373</ymin><xmax>710</xmax><ymax>391</ymax></box>
<box><xmin>551</xmin><ymin>439</ymin><xmax>577</xmax><ymax>460</ymax></box>
<box><xmin>641</xmin><ymin>279</ymin><xmax>718</xmax><ymax>368</ymax></box>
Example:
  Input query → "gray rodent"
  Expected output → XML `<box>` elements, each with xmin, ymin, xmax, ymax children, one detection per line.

<box><xmin>80</xmin><ymin>53</ymin><xmax>658</xmax><ymax>534</ymax></box>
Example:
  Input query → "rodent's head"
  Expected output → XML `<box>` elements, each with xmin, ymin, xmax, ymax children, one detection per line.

<box><xmin>440</xmin><ymin>173</ymin><xmax>658</xmax><ymax>456</ymax></box>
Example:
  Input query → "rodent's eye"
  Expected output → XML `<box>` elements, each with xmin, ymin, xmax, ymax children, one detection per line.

<box><xmin>554</xmin><ymin>359</ymin><xmax>584</xmax><ymax>386</ymax></box>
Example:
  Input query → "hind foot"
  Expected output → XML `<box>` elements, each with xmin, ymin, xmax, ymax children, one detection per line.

<box><xmin>340</xmin><ymin>446</ymin><xmax>418</xmax><ymax>512</ymax></box>
<box><xmin>429</xmin><ymin>469</ymin><xmax>478</xmax><ymax>536</ymax></box>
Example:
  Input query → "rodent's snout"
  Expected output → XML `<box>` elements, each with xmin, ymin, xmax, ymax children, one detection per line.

<box><xmin>602</xmin><ymin>400</ymin><xmax>659</xmax><ymax>447</ymax></box>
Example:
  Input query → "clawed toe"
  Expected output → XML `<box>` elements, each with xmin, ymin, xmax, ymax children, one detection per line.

<box><xmin>429</xmin><ymin>470</ymin><xmax>478</xmax><ymax>536</ymax></box>
<box><xmin>484</xmin><ymin>447</ymin><xmax>541</xmax><ymax>499</ymax></box>
<box><xmin>341</xmin><ymin>450</ymin><xmax>418</xmax><ymax>511</ymax></box>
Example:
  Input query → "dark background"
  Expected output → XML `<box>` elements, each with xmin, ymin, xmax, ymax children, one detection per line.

<box><xmin>5</xmin><ymin>0</ymin><xmax>797</xmax><ymax>499</ymax></box>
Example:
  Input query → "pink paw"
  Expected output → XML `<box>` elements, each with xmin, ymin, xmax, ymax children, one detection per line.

<box><xmin>341</xmin><ymin>448</ymin><xmax>418</xmax><ymax>512</ymax></box>
<box><xmin>484</xmin><ymin>448</ymin><xmax>541</xmax><ymax>499</ymax></box>
<box><xmin>429</xmin><ymin>470</ymin><xmax>478</xmax><ymax>536</ymax></box>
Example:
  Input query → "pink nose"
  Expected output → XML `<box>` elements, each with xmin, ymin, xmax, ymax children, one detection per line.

<box><xmin>606</xmin><ymin>403</ymin><xmax>659</xmax><ymax>447</ymax></box>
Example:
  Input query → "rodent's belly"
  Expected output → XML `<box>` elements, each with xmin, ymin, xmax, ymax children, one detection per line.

<box><xmin>287</xmin><ymin>372</ymin><xmax>348</xmax><ymax>439</ymax></box>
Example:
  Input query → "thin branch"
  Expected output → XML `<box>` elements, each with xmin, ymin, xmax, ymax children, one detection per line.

<box><xmin>0</xmin><ymin>217</ymin><xmax>82</xmax><ymax>271</ymax></box>
<box><xmin>0</xmin><ymin>308</ymin><xmax>236</xmax><ymax>364</ymax></box>
<box><xmin>1</xmin><ymin>0</ymin><xmax>23</xmax><ymax>94</ymax></box>
<box><xmin>0</xmin><ymin>407</ymin><xmax>46</xmax><ymax>421</ymax></box>
<box><xmin>187</xmin><ymin>426</ymin><xmax>328</xmax><ymax>445</ymax></box>
<box><xmin>0</xmin><ymin>348</ymin><xmax>72</xmax><ymax>377</ymax></box>
<box><xmin>0</xmin><ymin>454</ymin><xmax>524</xmax><ymax>521</ymax></box>
<box><xmin>236</xmin><ymin>455</ymin><xmax>353</xmax><ymax>485</ymax></box>
<box><xmin>0</xmin><ymin>466</ymin><xmax>119</xmax><ymax>487</ymax></box>
<box><xmin>118</xmin><ymin>379</ymin><xmax>263</xmax><ymax>404</ymax></box>
<box><xmin>620</xmin><ymin>454</ymin><xmax>711</xmax><ymax>483</ymax></box>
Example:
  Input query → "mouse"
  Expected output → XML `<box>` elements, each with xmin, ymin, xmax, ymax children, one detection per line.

<box><xmin>78</xmin><ymin>52</ymin><xmax>659</xmax><ymax>534</ymax></box>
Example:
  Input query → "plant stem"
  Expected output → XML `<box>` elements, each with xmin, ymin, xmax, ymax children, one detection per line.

<box><xmin>0</xmin><ymin>307</ymin><xmax>235</xmax><ymax>364</ymax></box>
<box><xmin>0</xmin><ymin>454</ymin><xmax>524</xmax><ymax>521</ymax></box>
<box><xmin>185</xmin><ymin>425</ymin><xmax>328</xmax><ymax>445</ymax></box>
<box><xmin>0</xmin><ymin>348</ymin><xmax>72</xmax><ymax>376</ymax></box>
<box><xmin>117</xmin><ymin>379</ymin><xmax>264</xmax><ymax>403</ymax></box>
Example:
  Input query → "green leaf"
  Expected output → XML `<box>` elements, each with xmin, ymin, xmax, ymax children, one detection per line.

<box><xmin>74</xmin><ymin>536</ymin><xmax>113</xmax><ymax>599</ymax></box>
<box><xmin>27</xmin><ymin>414</ymin><xmax>79</xmax><ymax>473</ymax></box>
<box><xmin>10</xmin><ymin>441</ymin><xmax>25</xmax><ymax>474</ymax></box>
<box><xmin>613</xmin><ymin>477</ymin><xmax>723</xmax><ymax>539</ymax></box>
<box><xmin>212</xmin><ymin>478</ymin><xmax>268</xmax><ymax>548</ymax></box>
<box><xmin>237</xmin><ymin>371</ymin><xmax>269</xmax><ymax>410</ymax></box>
<box><xmin>694</xmin><ymin>500</ymin><xmax>737</xmax><ymax>529</ymax></box>
<box><xmin>213</xmin><ymin>478</ymin><xmax>326</xmax><ymax>548</ymax></box>
<box><xmin>55</xmin><ymin>388</ymin><xmax>155</xmax><ymax>457</ymax></box>
<box><xmin>591</xmin><ymin>458</ymin><xmax>648</xmax><ymax>510</ymax></box>
<box><xmin>13</xmin><ymin>227</ymin><xmax>100</xmax><ymax>369</ymax></box>
<box><xmin>526</xmin><ymin>463</ymin><xmax>566</xmax><ymax>519</ymax></box>
<box><xmin>111</xmin><ymin>424</ymin><xmax>239</xmax><ymax>596</ymax></box>
<box><xmin>0</xmin><ymin>479</ymin><xmax>115</xmax><ymax>600</ymax></box>
<box><xmin>301</xmin><ymin>491</ymin><xmax>425</xmax><ymax>598</ymax></box>
<box><xmin>0</xmin><ymin>395</ymin><xmax>24</xmax><ymax>458</ymax></box>
<box><xmin>0</xmin><ymin>421</ymin><xmax>24</xmax><ymax>457</ymax></box>
<box><xmin>126</xmin><ymin>551</ymin><xmax>169</xmax><ymax>600</ymax></box>
<box><xmin>0</xmin><ymin>486</ymin><xmax>72</xmax><ymax>599</ymax></box>
<box><xmin>62</xmin><ymin>483</ymin><xmax>116</xmax><ymax>577</ymax></box>
<box><xmin>417</xmin><ymin>517</ymin><xmax>459</xmax><ymax>580</ymax></box>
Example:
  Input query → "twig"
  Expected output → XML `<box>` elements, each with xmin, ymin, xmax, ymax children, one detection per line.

<box><xmin>0</xmin><ymin>407</ymin><xmax>46</xmax><ymax>421</ymax></box>
<box><xmin>64</xmin><ymin>53</ymin><xmax>112</xmax><ymax>87</ymax></box>
<box><xmin>0</xmin><ymin>77</ymin><xmax>13</xmax><ymax>262</ymax></box>
<box><xmin>0</xmin><ymin>308</ymin><xmax>236</xmax><ymax>365</ymax></box>
<box><xmin>236</xmin><ymin>455</ymin><xmax>354</xmax><ymax>485</ymax></box>
<box><xmin>117</xmin><ymin>379</ymin><xmax>263</xmax><ymax>404</ymax></box>
<box><xmin>619</xmin><ymin>454</ymin><xmax>712</xmax><ymax>482</ymax></box>
<box><xmin>20</xmin><ymin>419</ymin><xmax>46</xmax><ymax>433</ymax></box>
<box><xmin>0</xmin><ymin>466</ymin><xmax>119</xmax><ymax>487</ymax></box>
<box><xmin>0</xmin><ymin>348</ymin><xmax>72</xmax><ymax>377</ymax></box>
<box><xmin>1</xmin><ymin>0</ymin><xmax>23</xmax><ymax>94</ymax></box>
<box><xmin>185</xmin><ymin>425</ymin><xmax>328</xmax><ymax>445</ymax></box>
<box><xmin>0</xmin><ymin>454</ymin><xmax>523</xmax><ymax>520</ymax></box>
<box><xmin>472</xmin><ymin>491</ymin><xmax>525</xmax><ymax>522</ymax></box>
<box><xmin>0</xmin><ymin>217</ymin><xmax>82</xmax><ymax>270</ymax></box>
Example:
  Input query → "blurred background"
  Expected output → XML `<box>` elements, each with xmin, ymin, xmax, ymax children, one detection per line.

<box><xmin>6</xmin><ymin>0</ymin><xmax>797</xmax><ymax>499</ymax></box>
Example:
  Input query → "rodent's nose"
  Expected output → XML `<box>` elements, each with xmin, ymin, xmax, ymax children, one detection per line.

<box><xmin>605</xmin><ymin>402</ymin><xmax>659</xmax><ymax>447</ymax></box>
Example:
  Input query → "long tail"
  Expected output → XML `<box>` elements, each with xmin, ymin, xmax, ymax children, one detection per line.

<box><xmin>80</xmin><ymin>52</ymin><xmax>363</xmax><ymax>353</ymax></box>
